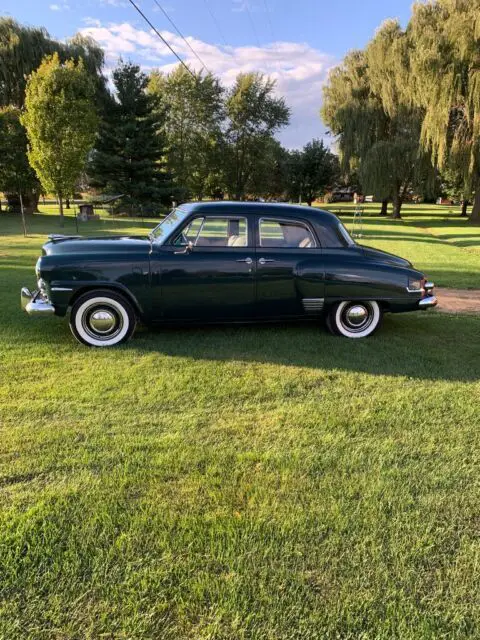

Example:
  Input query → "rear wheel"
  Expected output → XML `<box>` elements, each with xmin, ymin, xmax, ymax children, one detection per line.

<box><xmin>326</xmin><ymin>301</ymin><xmax>382</xmax><ymax>338</ymax></box>
<box><xmin>69</xmin><ymin>290</ymin><xmax>136</xmax><ymax>347</ymax></box>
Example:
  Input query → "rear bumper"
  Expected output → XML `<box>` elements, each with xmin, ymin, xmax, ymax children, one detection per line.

<box><xmin>21</xmin><ymin>288</ymin><xmax>55</xmax><ymax>316</ymax></box>
<box><xmin>418</xmin><ymin>295</ymin><xmax>437</xmax><ymax>309</ymax></box>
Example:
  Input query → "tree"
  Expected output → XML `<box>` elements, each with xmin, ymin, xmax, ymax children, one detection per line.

<box><xmin>224</xmin><ymin>73</ymin><xmax>290</xmax><ymax>200</ymax></box>
<box><xmin>300</xmin><ymin>140</ymin><xmax>339</xmax><ymax>206</ymax></box>
<box><xmin>0</xmin><ymin>18</ymin><xmax>106</xmax><ymax>109</ymax></box>
<box><xmin>21</xmin><ymin>53</ymin><xmax>98</xmax><ymax>224</ymax></box>
<box><xmin>148</xmin><ymin>66</ymin><xmax>224</xmax><ymax>202</ymax></box>
<box><xmin>89</xmin><ymin>62</ymin><xmax>169</xmax><ymax>213</ymax></box>
<box><xmin>321</xmin><ymin>50</ymin><xmax>390</xmax><ymax>215</ymax></box>
<box><xmin>406</xmin><ymin>0</ymin><xmax>480</xmax><ymax>221</ymax></box>
<box><xmin>322</xmin><ymin>20</ymin><xmax>435</xmax><ymax>218</ymax></box>
<box><xmin>0</xmin><ymin>106</ymin><xmax>40</xmax><ymax>213</ymax></box>
<box><xmin>242</xmin><ymin>137</ymin><xmax>288</xmax><ymax>200</ymax></box>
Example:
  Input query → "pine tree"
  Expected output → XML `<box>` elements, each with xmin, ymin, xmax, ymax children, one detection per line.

<box><xmin>89</xmin><ymin>62</ymin><xmax>169</xmax><ymax>214</ymax></box>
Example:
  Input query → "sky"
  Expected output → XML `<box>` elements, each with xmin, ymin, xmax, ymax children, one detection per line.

<box><xmin>2</xmin><ymin>0</ymin><xmax>414</xmax><ymax>148</ymax></box>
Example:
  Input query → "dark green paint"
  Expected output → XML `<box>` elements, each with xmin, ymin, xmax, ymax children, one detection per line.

<box><xmin>35</xmin><ymin>202</ymin><xmax>427</xmax><ymax>324</ymax></box>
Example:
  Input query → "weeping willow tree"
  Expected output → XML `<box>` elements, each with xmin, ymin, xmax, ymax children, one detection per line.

<box><xmin>362</xmin><ymin>20</ymin><xmax>435</xmax><ymax>218</ymax></box>
<box><xmin>406</xmin><ymin>0</ymin><xmax>480</xmax><ymax>221</ymax></box>
<box><xmin>0</xmin><ymin>18</ymin><xmax>106</xmax><ymax>108</ymax></box>
<box><xmin>322</xmin><ymin>50</ymin><xmax>391</xmax><ymax>215</ymax></box>
<box><xmin>0</xmin><ymin>18</ymin><xmax>106</xmax><ymax>212</ymax></box>
<box><xmin>322</xmin><ymin>20</ymin><xmax>438</xmax><ymax>218</ymax></box>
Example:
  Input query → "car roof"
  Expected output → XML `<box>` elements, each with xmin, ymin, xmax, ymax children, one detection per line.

<box><xmin>177</xmin><ymin>201</ymin><xmax>340</xmax><ymax>227</ymax></box>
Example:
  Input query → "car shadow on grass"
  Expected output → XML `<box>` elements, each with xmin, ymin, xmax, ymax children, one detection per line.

<box><xmin>6</xmin><ymin>310</ymin><xmax>475</xmax><ymax>382</ymax></box>
<box><xmin>138</xmin><ymin>314</ymin><xmax>479</xmax><ymax>382</ymax></box>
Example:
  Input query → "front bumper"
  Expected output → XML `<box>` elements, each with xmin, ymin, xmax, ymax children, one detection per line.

<box><xmin>21</xmin><ymin>288</ymin><xmax>55</xmax><ymax>316</ymax></box>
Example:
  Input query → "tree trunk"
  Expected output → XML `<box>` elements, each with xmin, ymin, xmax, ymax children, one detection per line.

<box><xmin>470</xmin><ymin>187</ymin><xmax>480</xmax><ymax>223</ymax></box>
<box><xmin>66</xmin><ymin>198</ymin><xmax>70</xmax><ymax>209</ymax></box>
<box><xmin>461</xmin><ymin>199</ymin><xmax>468</xmax><ymax>216</ymax></box>
<box><xmin>6</xmin><ymin>192</ymin><xmax>37</xmax><ymax>214</ymax></box>
<box><xmin>391</xmin><ymin>191</ymin><xmax>403</xmax><ymax>219</ymax></box>
<box><xmin>58</xmin><ymin>194</ymin><xmax>64</xmax><ymax>227</ymax></box>
<box><xmin>26</xmin><ymin>189</ymin><xmax>40</xmax><ymax>213</ymax></box>
<box><xmin>379</xmin><ymin>199</ymin><xmax>388</xmax><ymax>216</ymax></box>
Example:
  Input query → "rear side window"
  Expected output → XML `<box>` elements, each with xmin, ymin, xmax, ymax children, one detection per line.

<box><xmin>259</xmin><ymin>219</ymin><xmax>316</xmax><ymax>248</ymax></box>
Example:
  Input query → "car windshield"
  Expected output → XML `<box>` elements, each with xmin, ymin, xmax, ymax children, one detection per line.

<box><xmin>149</xmin><ymin>208</ymin><xmax>190</xmax><ymax>243</ymax></box>
<box><xmin>338</xmin><ymin>221</ymin><xmax>355</xmax><ymax>246</ymax></box>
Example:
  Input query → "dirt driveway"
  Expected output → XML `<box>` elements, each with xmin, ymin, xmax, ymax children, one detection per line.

<box><xmin>435</xmin><ymin>288</ymin><xmax>480</xmax><ymax>314</ymax></box>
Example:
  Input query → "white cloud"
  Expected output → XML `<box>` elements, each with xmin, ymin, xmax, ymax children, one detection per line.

<box><xmin>50</xmin><ymin>1</ymin><xmax>69</xmax><ymax>9</ymax></box>
<box><xmin>80</xmin><ymin>22</ymin><xmax>335</xmax><ymax>148</ymax></box>
<box><xmin>99</xmin><ymin>0</ymin><xmax>128</xmax><ymax>6</ymax></box>
<box><xmin>82</xmin><ymin>17</ymin><xmax>102</xmax><ymax>28</ymax></box>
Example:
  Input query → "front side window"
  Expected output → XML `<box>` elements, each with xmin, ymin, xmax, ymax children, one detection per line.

<box><xmin>259</xmin><ymin>219</ymin><xmax>316</xmax><ymax>248</ymax></box>
<box><xmin>175</xmin><ymin>217</ymin><xmax>248</xmax><ymax>247</ymax></box>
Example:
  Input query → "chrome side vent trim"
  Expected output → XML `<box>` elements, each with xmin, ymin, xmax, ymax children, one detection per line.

<box><xmin>302</xmin><ymin>298</ymin><xmax>325</xmax><ymax>313</ymax></box>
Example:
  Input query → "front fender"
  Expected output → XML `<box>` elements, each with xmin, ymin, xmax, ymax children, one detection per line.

<box><xmin>40</xmin><ymin>254</ymin><xmax>151</xmax><ymax>318</ymax></box>
<box><xmin>48</xmin><ymin>281</ymin><xmax>146</xmax><ymax>317</ymax></box>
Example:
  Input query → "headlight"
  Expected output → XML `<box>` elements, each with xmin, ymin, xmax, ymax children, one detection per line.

<box><xmin>407</xmin><ymin>277</ymin><xmax>424</xmax><ymax>292</ymax></box>
<box><xmin>35</xmin><ymin>257</ymin><xmax>42</xmax><ymax>278</ymax></box>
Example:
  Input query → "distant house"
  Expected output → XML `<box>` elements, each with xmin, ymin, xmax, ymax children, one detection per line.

<box><xmin>331</xmin><ymin>188</ymin><xmax>355</xmax><ymax>202</ymax></box>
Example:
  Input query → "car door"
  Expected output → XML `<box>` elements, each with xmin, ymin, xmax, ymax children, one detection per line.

<box><xmin>255</xmin><ymin>216</ymin><xmax>325</xmax><ymax>318</ymax></box>
<box><xmin>152</xmin><ymin>214</ymin><xmax>256</xmax><ymax>321</ymax></box>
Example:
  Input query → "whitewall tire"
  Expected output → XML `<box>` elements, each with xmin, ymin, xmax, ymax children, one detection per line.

<box><xmin>69</xmin><ymin>290</ymin><xmax>136</xmax><ymax>347</ymax></box>
<box><xmin>326</xmin><ymin>301</ymin><xmax>382</xmax><ymax>338</ymax></box>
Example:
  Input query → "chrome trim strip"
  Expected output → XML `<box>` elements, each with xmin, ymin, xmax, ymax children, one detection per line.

<box><xmin>51</xmin><ymin>287</ymin><xmax>73</xmax><ymax>292</ymax></box>
<box><xmin>406</xmin><ymin>287</ymin><xmax>423</xmax><ymax>293</ymax></box>
<box><xmin>302</xmin><ymin>297</ymin><xmax>325</xmax><ymax>313</ymax></box>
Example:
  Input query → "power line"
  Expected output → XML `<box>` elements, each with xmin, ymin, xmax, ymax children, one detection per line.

<box><xmin>126</xmin><ymin>0</ymin><xmax>195</xmax><ymax>79</ymax></box>
<box><xmin>243</xmin><ymin>1</ymin><xmax>261</xmax><ymax>47</ymax></box>
<box><xmin>203</xmin><ymin>0</ymin><xmax>229</xmax><ymax>49</ymax></box>
<box><xmin>152</xmin><ymin>0</ymin><xmax>211</xmax><ymax>74</ymax></box>
<box><xmin>262</xmin><ymin>0</ymin><xmax>276</xmax><ymax>44</ymax></box>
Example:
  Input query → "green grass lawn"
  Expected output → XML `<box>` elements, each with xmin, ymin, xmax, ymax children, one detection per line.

<box><xmin>1</xmin><ymin>205</ymin><xmax>479</xmax><ymax>639</ymax></box>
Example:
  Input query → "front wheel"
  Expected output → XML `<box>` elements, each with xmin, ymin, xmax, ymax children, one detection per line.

<box><xmin>69</xmin><ymin>290</ymin><xmax>136</xmax><ymax>347</ymax></box>
<box><xmin>326</xmin><ymin>301</ymin><xmax>382</xmax><ymax>338</ymax></box>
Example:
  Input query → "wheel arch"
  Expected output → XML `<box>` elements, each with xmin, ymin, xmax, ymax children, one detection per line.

<box><xmin>68</xmin><ymin>285</ymin><xmax>143</xmax><ymax>318</ymax></box>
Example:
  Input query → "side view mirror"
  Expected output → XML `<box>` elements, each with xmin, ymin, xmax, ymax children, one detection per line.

<box><xmin>174</xmin><ymin>240</ymin><xmax>194</xmax><ymax>255</ymax></box>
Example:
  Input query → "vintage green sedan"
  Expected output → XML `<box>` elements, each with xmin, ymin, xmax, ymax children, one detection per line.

<box><xmin>21</xmin><ymin>202</ymin><xmax>437</xmax><ymax>346</ymax></box>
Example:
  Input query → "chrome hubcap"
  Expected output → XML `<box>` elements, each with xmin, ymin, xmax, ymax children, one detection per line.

<box><xmin>81</xmin><ymin>304</ymin><xmax>123</xmax><ymax>341</ymax></box>
<box><xmin>340</xmin><ymin>302</ymin><xmax>374</xmax><ymax>332</ymax></box>
<box><xmin>89</xmin><ymin>309</ymin><xmax>116</xmax><ymax>334</ymax></box>
<box><xmin>346</xmin><ymin>305</ymin><xmax>368</xmax><ymax>326</ymax></box>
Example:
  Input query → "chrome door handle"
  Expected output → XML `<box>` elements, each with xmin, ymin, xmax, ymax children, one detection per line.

<box><xmin>258</xmin><ymin>258</ymin><xmax>275</xmax><ymax>265</ymax></box>
<box><xmin>237</xmin><ymin>257</ymin><xmax>253</xmax><ymax>265</ymax></box>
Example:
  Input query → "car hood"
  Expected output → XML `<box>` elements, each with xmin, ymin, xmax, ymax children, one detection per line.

<box><xmin>360</xmin><ymin>245</ymin><xmax>412</xmax><ymax>268</ymax></box>
<box><xmin>42</xmin><ymin>235</ymin><xmax>151</xmax><ymax>256</ymax></box>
